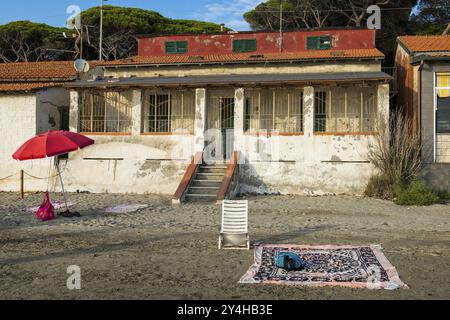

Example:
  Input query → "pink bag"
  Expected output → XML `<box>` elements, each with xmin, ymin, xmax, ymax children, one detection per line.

<box><xmin>36</xmin><ymin>192</ymin><xmax>55</xmax><ymax>221</ymax></box>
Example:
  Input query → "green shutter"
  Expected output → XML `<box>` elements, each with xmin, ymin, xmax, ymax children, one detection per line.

<box><xmin>245</xmin><ymin>39</ymin><xmax>257</xmax><ymax>52</ymax></box>
<box><xmin>306</xmin><ymin>36</ymin><xmax>319</xmax><ymax>50</ymax></box>
<box><xmin>319</xmin><ymin>36</ymin><xmax>332</xmax><ymax>49</ymax></box>
<box><xmin>233</xmin><ymin>39</ymin><xmax>257</xmax><ymax>53</ymax></box>
<box><xmin>177</xmin><ymin>41</ymin><xmax>187</xmax><ymax>53</ymax></box>
<box><xmin>307</xmin><ymin>36</ymin><xmax>332</xmax><ymax>50</ymax></box>
<box><xmin>165</xmin><ymin>41</ymin><xmax>176</xmax><ymax>54</ymax></box>
<box><xmin>165</xmin><ymin>41</ymin><xmax>188</xmax><ymax>54</ymax></box>
<box><xmin>233</xmin><ymin>40</ymin><xmax>244</xmax><ymax>52</ymax></box>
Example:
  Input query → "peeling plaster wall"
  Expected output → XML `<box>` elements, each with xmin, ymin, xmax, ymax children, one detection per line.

<box><xmin>62</xmin><ymin>89</ymin><xmax>197</xmax><ymax>194</ymax></box>
<box><xmin>233</xmin><ymin>84</ymin><xmax>386</xmax><ymax>196</ymax></box>
<box><xmin>0</xmin><ymin>91</ymin><xmax>64</xmax><ymax>192</ymax></box>
<box><xmin>138</xmin><ymin>29</ymin><xmax>376</xmax><ymax>56</ymax></box>
<box><xmin>60</xmin><ymin>135</ymin><xmax>195</xmax><ymax>194</ymax></box>
<box><xmin>103</xmin><ymin>61</ymin><xmax>381</xmax><ymax>79</ymax></box>
<box><xmin>238</xmin><ymin>134</ymin><xmax>376</xmax><ymax>195</ymax></box>
<box><xmin>36</xmin><ymin>88</ymin><xmax>70</xmax><ymax>133</ymax></box>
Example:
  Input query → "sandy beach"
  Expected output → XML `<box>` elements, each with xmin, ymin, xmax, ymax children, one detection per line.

<box><xmin>0</xmin><ymin>192</ymin><xmax>449</xmax><ymax>299</ymax></box>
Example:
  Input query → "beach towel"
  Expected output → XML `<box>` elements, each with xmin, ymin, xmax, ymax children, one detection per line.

<box><xmin>36</xmin><ymin>192</ymin><xmax>55</xmax><ymax>222</ymax></box>
<box><xmin>240</xmin><ymin>244</ymin><xmax>409</xmax><ymax>289</ymax></box>
<box><xmin>103</xmin><ymin>204</ymin><xmax>148</xmax><ymax>214</ymax></box>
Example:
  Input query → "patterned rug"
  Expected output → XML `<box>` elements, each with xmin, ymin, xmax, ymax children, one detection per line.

<box><xmin>239</xmin><ymin>244</ymin><xmax>408</xmax><ymax>289</ymax></box>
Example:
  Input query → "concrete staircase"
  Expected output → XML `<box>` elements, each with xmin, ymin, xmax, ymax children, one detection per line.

<box><xmin>184</xmin><ymin>164</ymin><xmax>227</xmax><ymax>202</ymax></box>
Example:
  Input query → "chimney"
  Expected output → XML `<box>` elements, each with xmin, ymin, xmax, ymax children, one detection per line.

<box><xmin>220</xmin><ymin>24</ymin><xmax>225</xmax><ymax>32</ymax></box>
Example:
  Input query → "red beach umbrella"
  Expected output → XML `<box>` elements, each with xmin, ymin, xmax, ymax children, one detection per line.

<box><xmin>12</xmin><ymin>130</ymin><xmax>94</xmax><ymax>213</ymax></box>
<box><xmin>12</xmin><ymin>130</ymin><xmax>94</xmax><ymax>160</ymax></box>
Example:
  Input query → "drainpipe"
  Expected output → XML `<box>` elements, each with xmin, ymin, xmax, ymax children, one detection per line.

<box><xmin>418</xmin><ymin>60</ymin><xmax>424</xmax><ymax>138</ymax></box>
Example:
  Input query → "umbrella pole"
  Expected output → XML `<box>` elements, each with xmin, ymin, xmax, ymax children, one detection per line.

<box><xmin>56</xmin><ymin>161</ymin><xmax>69</xmax><ymax>212</ymax></box>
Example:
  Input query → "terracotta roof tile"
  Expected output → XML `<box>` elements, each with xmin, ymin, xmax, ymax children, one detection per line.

<box><xmin>398</xmin><ymin>35</ymin><xmax>450</xmax><ymax>53</ymax></box>
<box><xmin>0</xmin><ymin>61</ymin><xmax>78</xmax><ymax>81</ymax></box>
<box><xmin>0</xmin><ymin>82</ymin><xmax>64</xmax><ymax>92</ymax></box>
<box><xmin>100</xmin><ymin>49</ymin><xmax>384</xmax><ymax>67</ymax></box>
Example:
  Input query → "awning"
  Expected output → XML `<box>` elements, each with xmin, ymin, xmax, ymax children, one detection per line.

<box><xmin>65</xmin><ymin>72</ymin><xmax>392</xmax><ymax>89</ymax></box>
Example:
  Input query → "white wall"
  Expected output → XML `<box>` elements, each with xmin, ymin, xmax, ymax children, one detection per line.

<box><xmin>0</xmin><ymin>93</ymin><xmax>47</xmax><ymax>191</ymax></box>
<box><xmin>61</xmin><ymin>135</ymin><xmax>194</xmax><ymax>194</ymax></box>
<box><xmin>103</xmin><ymin>61</ymin><xmax>381</xmax><ymax>79</ymax></box>
<box><xmin>0</xmin><ymin>88</ymin><xmax>70</xmax><ymax>192</ymax></box>
<box><xmin>36</xmin><ymin>88</ymin><xmax>70</xmax><ymax>133</ymax></box>
<box><xmin>238</xmin><ymin>134</ymin><xmax>376</xmax><ymax>195</ymax></box>
<box><xmin>233</xmin><ymin>83</ymin><xmax>389</xmax><ymax>195</ymax></box>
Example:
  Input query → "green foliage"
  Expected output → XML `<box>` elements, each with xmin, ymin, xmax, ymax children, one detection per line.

<box><xmin>0</xmin><ymin>6</ymin><xmax>228</xmax><ymax>62</ymax></box>
<box><xmin>410</xmin><ymin>0</ymin><xmax>449</xmax><ymax>35</ymax></box>
<box><xmin>0</xmin><ymin>20</ymin><xmax>67</xmax><ymax>37</ymax></box>
<box><xmin>435</xmin><ymin>189</ymin><xmax>450</xmax><ymax>200</ymax></box>
<box><xmin>0</xmin><ymin>21</ymin><xmax>71</xmax><ymax>62</ymax></box>
<box><xmin>81</xmin><ymin>6</ymin><xmax>225</xmax><ymax>35</ymax></box>
<box><xmin>394</xmin><ymin>180</ymin><xmax>439</xmax><ymax>206</ymax></box>
<box><xmin>243</xmin><ymin>0</ymin><xmax>434</xmax><ymax>65</ymax></box>
<box><xmin>364</xmin><ymin>174</ymin><xmax>395</xmax><ymax>200</ymax></box>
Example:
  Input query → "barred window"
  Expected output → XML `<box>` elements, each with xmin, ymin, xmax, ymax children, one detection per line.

<box><xmin>142</xmin><ymin>89</ymin><xmax>195</xmax><ymax>133</ymax></box>
<box><xmin>436</xmin><ymin>73</ymin><xmax>450</xmax><ymax>133</ymax></box>
<box><xmin>244</xmin><ymin>88</ymin><xmax>303</xmax><ymax>133</ymax></box>
<box><xmin>314</xmin><ymin>85</ymin><xmax>378</xmax><ymax>133</ymax></box>
<box><xmin>79</xmin><ymin>90</ymin><xmax>132</xmax><ymax>133</ymax></box>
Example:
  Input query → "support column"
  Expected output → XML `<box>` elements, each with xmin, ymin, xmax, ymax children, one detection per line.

<box><xmin>131</xmin><ymin>89</ymin><xmax>142</xmax><ymax>137</ymax></box>
<box><xmin>69</xmin><ymin>90</ymin><xmax>79</xmax><ymax>132</ymax></box>
<box><xmin>303</xmin><ymin>86</ymin><xmax>314</xmax><ymax>137</ymax></box>
<box><xmin>377</xmin><ymin>83</ymin><xmax>390</xmax><ymax>135</ymax></box>
<box><xmin>194</xmin><ymin>88</ymin><xmax>206</xmax><ymax>153</ymax></box>
<box><xmin>234</xmin><ymin>88</ymin><xmax>244</xmax><ymax>157</ymax></box>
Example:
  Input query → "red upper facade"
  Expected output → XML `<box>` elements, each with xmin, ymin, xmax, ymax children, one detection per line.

<box><xmin>137</xmin><ymin>29</ymin><xmax>376</xmax><ymax>57</ymax></box>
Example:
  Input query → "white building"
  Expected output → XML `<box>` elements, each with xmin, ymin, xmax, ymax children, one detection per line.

<box><xmin>0</xmin><ymin>29</ymin><xmax>391</xmax><ymax>203</ymax></box>
<box><xmin>0</xmin><ymin>61</ymin><xmax>74</xmax><ymax>192</ymax></box>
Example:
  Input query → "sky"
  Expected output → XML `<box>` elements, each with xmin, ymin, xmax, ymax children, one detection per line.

<box><xmin>0</xmin><ymin>0</ymin><xmax>265</xmax><ymax>30</ymax></box>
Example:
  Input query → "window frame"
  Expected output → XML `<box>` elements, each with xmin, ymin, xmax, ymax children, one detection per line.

<box><xmin>165</xmin><ymin>40</ymin><xmax>188</xmax><ymax>54</ymax></box>
<box><xmin>78</xmin><ymin>90</ymin><xmax>132</xmax><ymax>135</ymax></box>
<box><xmin>244</xmin><ymin>88</ymin><xmax>304</xmax><ymax>135</ymax></box>
<box><xmin>232</xmin><ymin>39</ymin><xmax>257</xmax><ymax>53</ymax></box>
<box><xmin>306</xmin><ymin>35</ymin><xmax>333</xmax><ymax>50</ymax></box>
<box><xmin>313</xmin><ymin>85</ymin><xmax>378</xmax><ymax>135</ymax></box>
<box><xmin>435</xmin><ymin>72</ymin><xmax>450</xmax><ymax>134</ymax></box>
<box><xmin>141</xmin><ymin>89</ymin><xmax>195</xmax><ymax>135</ymax></box>
<box><xmin>146</xmin><ymin>93</ymin><xmax>171</xmax><ymax>133</ymax></box>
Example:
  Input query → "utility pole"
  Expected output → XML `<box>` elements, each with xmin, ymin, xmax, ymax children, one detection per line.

<box><xmin>99</xmin><ymin>0</ymin><xmax>104</xmax><ymax>61</ymax></box>
<box><xmin>279</xmin><ymin>3</ymin><xmax>283</xmax><ymax>52</ymax></box>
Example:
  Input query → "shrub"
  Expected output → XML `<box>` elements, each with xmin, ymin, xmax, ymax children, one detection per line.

<box><xmin>394</xmin><ymin>180</ymin><xmax>439</xmax><ymax>206</ymax></box>
<box><xmin>364</xmin><ymin>174</ymin><xmax>395</xmax><ymax>200</ymax></box>
<box><xmin>436</xmin><ymin>189</ymin><xmax>450</xmax><ymax>201</ymax></box>
<box><xmin>367</xmin><ymin>108</ymin><xmax>424</xmax><ymax>188</ymax></box>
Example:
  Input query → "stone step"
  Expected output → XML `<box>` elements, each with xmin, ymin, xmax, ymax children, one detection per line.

<box><xmin>199</xmin><ymin>164</ymin><xmax>228</xmax><ymax>169</ymax></box>
<box><xmin>188</xmin><ymin>186</ymin><xmax>220</xmax><ymax>195</ymax></box>
<box><xmin>191</xmin><ymin>180</ymin><xmax>222</xmax><ymax>187</ymax></box>
<box><xmin>185</xmin><ymin>193</ymin><xmax>217</xmax><ymax>202</ymax></box>
<box><xmin>198</xmin><ymin>167</ymin><xmax>227</xmax><ymax>174</ymax></box>
<box><xmin>196</xmin><ymin>173</ymin><xmax>225</xmax><ymax>181</ymax></box>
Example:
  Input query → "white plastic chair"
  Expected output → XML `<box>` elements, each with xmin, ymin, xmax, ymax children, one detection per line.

<box><xmin>219</xmin><ymin>200</ymin><xmax>249</xmax><ymax>250</ymax></box>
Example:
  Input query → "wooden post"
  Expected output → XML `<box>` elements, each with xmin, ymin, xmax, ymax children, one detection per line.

<box><xmin>20</xmin><ymin>170</ymin><xmax>24</xmax><ymax>199</ymax></box>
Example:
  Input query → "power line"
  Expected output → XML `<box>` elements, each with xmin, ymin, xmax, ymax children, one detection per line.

<box><xmin>248</xmin><ymin>6</ymin><xmax>449</xmax><ymax>14</ymax></box>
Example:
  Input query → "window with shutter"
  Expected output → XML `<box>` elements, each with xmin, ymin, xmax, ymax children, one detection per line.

<box><xmin>233</xmin><ymin>39</ymin><xmax>257</xmax><ymax>53</ymax></box>
<box><xmin>306</xmin><ymin>36</ymin><xmax>332</xmax><ymax>50</ymax></box>
<box><xmin>165</xmin><ymin>41</ymin><xmax>188</xmax><ymax>54</ymax></box>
